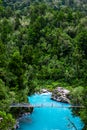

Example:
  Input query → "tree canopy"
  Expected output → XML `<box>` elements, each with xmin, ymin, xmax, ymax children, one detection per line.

<box><xmin>0</xmin><ymin>0</ymin><xmax>87</xmax><ymax>129</ymax></box>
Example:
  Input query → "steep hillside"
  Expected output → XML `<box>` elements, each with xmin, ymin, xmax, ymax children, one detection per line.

<box><xmin>0</xmin><ymin>0</ymin><xmax>87</xmax><ymax>129</ymax></box>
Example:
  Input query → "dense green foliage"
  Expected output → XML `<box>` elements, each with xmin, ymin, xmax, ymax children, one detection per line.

<box><xmin>0</xmin><ymin>0</ymin><xmax>87</xmax><ymax>129</ymax></box>
<box><xmin>0</xmin><ymin>111</ymin><xmax>15</xmax><ymax>130</ymax></box>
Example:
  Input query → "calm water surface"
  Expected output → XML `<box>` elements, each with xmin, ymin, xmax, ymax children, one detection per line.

<box><xmin>17</xmin><ymin>93</ymin><xmax>83</xmax><ymax>130</ymax></box>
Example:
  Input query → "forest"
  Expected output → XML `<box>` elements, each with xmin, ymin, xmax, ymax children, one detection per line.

<box><xmin>0</xmin><ymin>0</ymin><xmax>87</xmax><ymax>129</ymax></box>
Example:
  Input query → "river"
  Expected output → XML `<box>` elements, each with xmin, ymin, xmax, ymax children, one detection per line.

<box><xmin>17</xmin><ymin>93</ymin><xmax>83</xmax><ymax>130</ymax></box>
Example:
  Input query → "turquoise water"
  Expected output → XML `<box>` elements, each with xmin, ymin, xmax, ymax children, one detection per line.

<box><xmin>17</xmin><ymin>93</ymin><xmax>83</xmax><ymax>130</ymax></box>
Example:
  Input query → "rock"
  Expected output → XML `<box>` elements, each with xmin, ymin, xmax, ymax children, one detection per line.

<box><xmin>40</xmin><ymin>89</ymin><xmax>49</xmax><ymax>93</ymax></box>
<box><xmin>51</xmin><ymin>87</ymin><xmax>70</xmax><ymax>103</ymax></box>
<box><xmin>0</xmin><ymin>117</ymin><xmax>3</xmax><ymax>122</ymax></box>
<box><xmin>14</xmin><ymin>121</ymin><xmax>19</xmax><ymax>129</ymax></box>
<box><xmin>40</xmin><ymin>89</ymin><xmax>52</xmax><ymax>95</ymax></box>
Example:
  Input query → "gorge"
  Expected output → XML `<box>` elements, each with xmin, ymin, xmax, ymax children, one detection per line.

<box><xmin>17</xmin><ymin>93</ymin><xmax>84</xmax><ymax>130</ymax></box>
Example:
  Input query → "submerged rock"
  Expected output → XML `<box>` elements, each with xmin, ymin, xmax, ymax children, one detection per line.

<box><xmin>51</xmin><ymin>87</ymin><xmax>70</xmax><ymax>103</ymax></box>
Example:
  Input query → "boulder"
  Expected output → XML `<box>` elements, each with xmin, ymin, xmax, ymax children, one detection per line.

<box><xmin>51</xmin><ymin>87</ymin><xmax>70</xmax><ymax>103</ymax></box>
<box><xmin>40</xmin><ymin>89</ymin><xmax>49</xmax><ymax>93</ymax></box>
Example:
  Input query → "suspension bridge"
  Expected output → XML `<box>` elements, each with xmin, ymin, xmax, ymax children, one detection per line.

<box><xmin>10</xmin><ymin>103</ymin><xmax>84</xmax><ymax>108</ymax></box>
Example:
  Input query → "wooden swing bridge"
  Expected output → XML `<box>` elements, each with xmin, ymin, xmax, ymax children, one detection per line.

<box><xmin>10</xmin><ymin>103</ymin><xmax>84</xmax><ymax>108</ymax></box>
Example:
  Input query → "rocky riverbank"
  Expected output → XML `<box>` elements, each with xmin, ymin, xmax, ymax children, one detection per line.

<box><xmin>14</xmin><ymin>112</ymin><xmax>31</xmax><ymax>129</ymax></box>
<box><xmin>51</xmin><ymin>87</ymin><xmax>70</xmax><ymax>103</ymax></box>
<box><xmin>10</xmin><ymin>106</ymin><xmax>33</xmax><ymax>129</ymax></box>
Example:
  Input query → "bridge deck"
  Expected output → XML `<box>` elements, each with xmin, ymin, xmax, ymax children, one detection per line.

<box><xmin>10</xmin><ymin>103</ymin><xmax>84</xmax><ymax>108</ymax></box>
